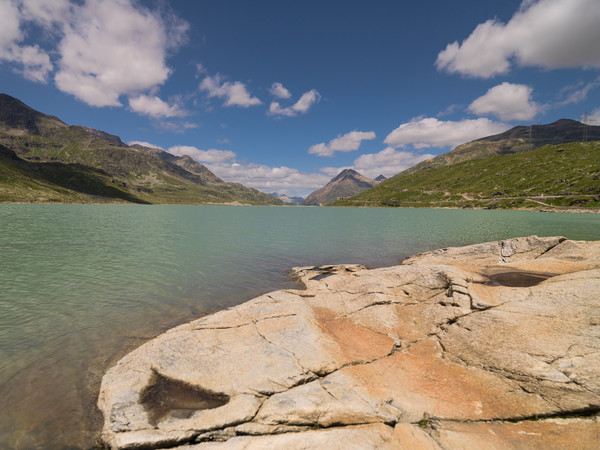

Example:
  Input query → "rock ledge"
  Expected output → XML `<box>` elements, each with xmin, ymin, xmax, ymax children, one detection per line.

<box><xmin>99</xmin><ymin>236</ymin><xmax>600</xmax><ymax>449</ymax></box>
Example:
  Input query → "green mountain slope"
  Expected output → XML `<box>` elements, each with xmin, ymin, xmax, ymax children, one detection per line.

<box><xmin>333</xmin><ymin>142</ymin><xmax>600</xmax><ymax>209</ymax></box>
<box><xmin>0</xmin><ymin>94</ymin><xmax>282</xmax><ymax>205</ymax></box>
<box><xmin>0</xmin><ymin>144</ymin><xmax>145</xmax><ymax>203</ymax></box>
<box><xmin>403</xmin><ymin>119</ymin><xmax>600</xmax><ymax>176</ymax></box>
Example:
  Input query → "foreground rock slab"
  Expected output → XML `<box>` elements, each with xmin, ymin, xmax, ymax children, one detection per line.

<box><xmin>98</xmin><ymin>236</ymin><xmax>600</xmax><ymax>449</ymax></box>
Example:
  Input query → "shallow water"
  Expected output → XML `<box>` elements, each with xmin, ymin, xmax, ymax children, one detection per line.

<box><xmin>0</xmin><ymin>205</ymin><xmax>598</xmax><ymax>448</ymax></box>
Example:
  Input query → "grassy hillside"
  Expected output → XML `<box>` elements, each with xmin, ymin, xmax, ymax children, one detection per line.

<box><xmin>333</xmin><ymin>142</ymin><xmax>600</xmax><ymax>209</ymax></box>
<box><xmin>0</xmin><ymin>94</ymin><xmax>282</xmax><ymax>205</ymax></box>
<box><xmin>402</xmin><ymin>119</ymin><xmax>600</xmax><ymax>177</ymax></box>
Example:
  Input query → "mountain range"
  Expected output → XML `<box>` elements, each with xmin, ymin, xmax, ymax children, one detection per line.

<box><xmin>269</xmin><ymin>192</ymin><xmax>304</xmax><ymax>205</ymax></box>
<box><xmin>334</xmin><ymin>119</ymin><xmax>600</xmax><ymax>209</ymax></box>
<box><xmin>0</xmin><ymin>94</ymin><xmax>282</xmax><ymax>205</ymax></box>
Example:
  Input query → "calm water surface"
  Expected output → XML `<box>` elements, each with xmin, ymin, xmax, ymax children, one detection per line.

<box><xmin>1</xmin><ymin>205</ymin><xmax>599</xmax><ymax>448</ymax></box>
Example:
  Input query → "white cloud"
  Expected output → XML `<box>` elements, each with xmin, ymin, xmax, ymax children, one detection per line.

<box><xmin>384</xmin><ymin>117</ymin><xmax>510</xmax><ymax>149</ymax></box>
<box><xmin>268</xmin><ymin>89</ymin><xmax>320</xmax><ymax>117</ymax></box>
<box><xmin>0</xmin><ymin>0</ymin><xmax>188</xmax><ymax>108</ymax></box>
<box><xmin>128</xmin><ymin>140</ymin><xmax>164</xmax><ymax>150</ymax></box>
<box><xmin>20</xmin><ymin>0</ymin><xmax>70</xmax><ymax>25</ymax></box>
<box><xmin>318</xmin><ymin>166</ymin><xmax>353</xmax><ymax>178</ymax></box>
<box><xmin>167</xmin><ymin>145</ymin><xmax>236</xmax><ymax>163</ymax></box>
<box><xmin>55</xmin><ymin>0</ymin><xmax>188</xmax><ymax>107</ymax></box>
<box><xmin>0</xmin><ymin>0</ymin><xmax>53</xmax><ymax>82</ymax></box>
<box><xmin>199</xmin><ymin>74</ymin><xmax>261</xmax><ymax>108</ymax></box>
<box><xmin>556</xmin><ymin>77</ymin><xmax>600</xmax><ymax>106</ymax></box>
<box><xmin>205</xmin><ymin>161</ymin><xmax>330</xmax><ymax>196</ymax></box>
<box><xmin>318</xmin><ymin>147</ymin><xmax>436</xmax><ymax>180</ymax></box>
<box><xmin>10</xmin><ymin>44</ymin><xmax>52</xmax><ymax>82</ymax></box>
<box><xmin>157</xmin><ymin>121</ymin><xmax>198</xmax><ymax>133</ymax></box>
<box><xmin>129</xmin><ymin>95</ymin><xmax>186</xmax><ymax>118</ymax></box>
<box><xmin>195</xmin><ymin>63</ymin><xmax>206</xmax><ymax>77</ymax></box>
<box><xmin>353</xmin><ymin>147</ymin><xmax>436</xmax><ymax>179</ymax></box>
<box><xmin>291</xmin><ymin>90</ymin><xmax>320</xmax><ymax>114</ymax></box>
<box><xmin>436</xmin><ymin>0</ymin><xmax>600</xmax><ymax>78</ymax></box>
<box><xmin>587</xmin><ymin>108</ymin><xmax>600</xmax><ymax>124</ymax></box>
<box><xmin>269</xmin><ymin>82</ymin><xmax>291</xmax><ymax>99</ymax></box>
<box><xmin>308</xmin><ymin>130</ymin><xmax>376</xmax><ymax>157</ymax></box>
<box><xmin>469</xmin><ymin>83</ymin><xmax>539</xmax><ymax>121</ymax></box>
<box><xmin>0</xmin><ymin>0</ymin><xmax>22</xmax><ymax>49</ymax></box>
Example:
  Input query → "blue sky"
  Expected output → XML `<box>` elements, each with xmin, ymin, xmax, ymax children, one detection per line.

<box><xmin>1</xmin><ymin>0</ymin><xmax>599</xmax><ymax>196</ymax></box>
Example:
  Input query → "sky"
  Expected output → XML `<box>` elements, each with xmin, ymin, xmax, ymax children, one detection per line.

<box><xmin>1</xmin><ymin>0</ymin><xmax>600</xmax><ymax>197</ymax></box>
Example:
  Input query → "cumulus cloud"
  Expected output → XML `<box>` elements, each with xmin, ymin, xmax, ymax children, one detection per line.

<box><xmin>269</xmin><ymin>82</ymin><xmax>291</xmax><ymax>99</ymax></box>
<box><xmin>10</xmin><ymin>44</ymin><xmax>52</xmax><ymax>82</ymax></box>
<box><xmin>587</xmin><ymin>108</ymin><xmax>600</xmax><ymax>124</ymax></box>
<box><xmin>20</xmin><ymin>0</ymin><xmax>70</xmax><ymax>27</ymax></box>
<box><xmin>0</xmin><ymin>0</ymin><xmax>53</xmax><ymax>82</ymax></box>
<box><xmin>0</xmin><ymin>0</ymin><xmax>188</xmax><ymax>109</ymax></box>
<box><xmin>308</xmin><ymin>130</ymin><xmax>376</xmax><ymax>157</ymax></box>
<box><xmin>55</xmin><ymin>0</ymin><xmax>187</xmax><ymax>107</ymax></box>
<box><xmin>0</xmin><ymin>0</ymin><xmax>22</xmax><ymax>48</ymax></box>
<box><xmin>167</xmin><ymin>145</ymin><xmax>236</xmax><ymax>163</ymax></box>
<box><xmin>128</xmin><ymin>140</ymin><xmax>164</xmax><ymax>150</ymax></box>
<box><xmin>269</xmin><ymin>89</ymin><xmax>320</xmax><ymax>117</ymax></box>
<box><xmin>199</xmin><ymin>74</ymin><xmax>261</xmax><ymax>108</ymax></box>
<box><xmin>206</xmin><ymin>161</ymin><xmax>330</xmax><ymax>196</ymax></box>
<box><xmin>469</xmin><ymin>82</ymin><xmax>539</xmax><ymax>121</ymax></box>
<box><xmin>384</xmin><ymin>117</ymin><xmax>510</xmax><ymax>149</ymax></box>
<box><xmin>352</xmin><ymin>147</ymin><xmax>436</xmax><ymax>179</ymax></box>
<box><xmin>436</xmin><ymin>0</ymin><xmax>600</xmax><ymax>78</ymax></box>
<box><xmin>315</xmin><ymin>147</ymin><xmax>436</xmax><ymax>182</ymax></box>
<box><xmin>129</xmin><ymin>95</ymin><xmax>186</xmax><ymax>118</ymax></box>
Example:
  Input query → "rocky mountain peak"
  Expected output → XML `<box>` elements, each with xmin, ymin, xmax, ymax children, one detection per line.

<box><xmin>302</xmin><ymin>169</ymin><xmax>376</xmax><ymax>206</ymax></box>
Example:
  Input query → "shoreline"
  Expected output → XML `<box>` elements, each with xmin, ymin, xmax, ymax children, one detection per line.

<box><xmin>97</xmin><ymin>236</ymin><xmax>600</xmax><ymax>449</ymax></box>
<box><xmin>1</xmin><ymin>201</ymin><xmax>599</xmax><ymax>213</ymax></box>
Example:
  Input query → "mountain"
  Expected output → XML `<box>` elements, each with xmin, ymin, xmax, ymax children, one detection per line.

<box><xmin>269</xmin><ymin>193</ymin><xmax>304</xmax><ymax>205</ymax></box>
<box><xmin>0</xmin><ymin>94</ymin><xmax>282</xmax><ymax>205</ymax></box>
<box><xmin>374</xmin><ymin>175</ymin><xmax>387</xmax><ymax>183</ymax></box>
<box><xmin>333</xmin><ymin>141</ymin><xmax>600</xmax><ymax>209</ymax></box>
<box><xmin>302</xmin><ymin>169</ymin><xmax>376</xmax><ymax>206</ymax></box>
<box><xmin>402</xmin><ymin>119</ymin><xmax>600</xmax><ymax>177</ymax></box>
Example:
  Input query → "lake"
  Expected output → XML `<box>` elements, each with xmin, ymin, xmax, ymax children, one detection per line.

<box><xmin>1</xmin><ymin>205</ymin><xmax>599</xmax><ymax>449</ymax></box>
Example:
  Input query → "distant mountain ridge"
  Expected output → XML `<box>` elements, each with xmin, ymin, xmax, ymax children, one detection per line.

<box><xmin>302</xmin><ymin>169</ymin><xmax>376</xmax><ymax>206</ymax></box>
<box><xmin>269</xmin><ymin>192</ymin><xmax>304</xmax><ymax>205</ymax></box>
<box><xmin>0</xmin><ymin>94</ymin><xmax>282</xmax><ymax>205</ymax></box>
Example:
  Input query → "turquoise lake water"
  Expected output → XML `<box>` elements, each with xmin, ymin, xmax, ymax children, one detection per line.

<box><xmin>1</xmin><ymin>204</ymin><xmax>599</xmax><ymax>448</ymax></box>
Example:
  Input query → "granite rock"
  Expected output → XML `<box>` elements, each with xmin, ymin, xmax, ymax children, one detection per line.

<box><xmin>98</xmin><ymin>236</ymin><xmax>600</xmax><ymax>448</ymax></box>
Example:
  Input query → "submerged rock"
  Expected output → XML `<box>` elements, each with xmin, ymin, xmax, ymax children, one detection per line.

<box><xmin>98</xmin><ymin>236</ymin><xmax>600</xmax><ymax>449</ymax></box>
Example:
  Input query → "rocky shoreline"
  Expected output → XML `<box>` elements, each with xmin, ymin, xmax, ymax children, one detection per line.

<box><xmin>98</xmin><ymin>236</ymin><xmax>600</xmax><ymax>449</ymax></box>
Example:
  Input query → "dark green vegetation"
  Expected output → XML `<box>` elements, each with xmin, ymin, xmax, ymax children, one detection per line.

<box><xmin>0</xmin><ymin>94</ymin><xmax>282</xmax><ymax>205</ymax></box>
<box><xmin>333</xmin><ymin>142</ymin><xmax>600</xmax><ymax>209</ymax></box>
